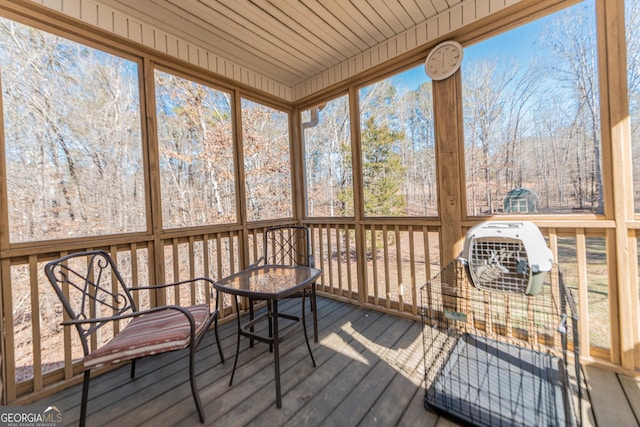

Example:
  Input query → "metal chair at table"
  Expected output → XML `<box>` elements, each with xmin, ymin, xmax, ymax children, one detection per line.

<box><xmin>44</xmin><ymin>250</ymin><xmax>224</xmax><ymax>426</ymax></box>
<box><xmin>250</xmin><ymin>225</ymin><xmax>319</xmax><ymax>343</ymax></box>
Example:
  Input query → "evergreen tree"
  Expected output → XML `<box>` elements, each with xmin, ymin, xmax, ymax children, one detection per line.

<box><xmin>348</xmin><ymin>116</ymin><xmax>407</xmax><ymax>216</ymax></box>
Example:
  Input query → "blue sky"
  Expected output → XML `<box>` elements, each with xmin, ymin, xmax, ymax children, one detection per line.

<box><xmin>390</xmin><ymin>14</ymin><xmax>551</xmax><ymax>93</ymax></box>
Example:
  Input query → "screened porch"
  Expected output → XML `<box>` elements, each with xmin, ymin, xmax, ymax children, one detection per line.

<box><xmin>1</xmin><ymin>0</ymin><xmax>640</xmax><ymax>425</ymax></box>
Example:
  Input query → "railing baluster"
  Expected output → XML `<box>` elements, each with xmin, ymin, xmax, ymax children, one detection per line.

<box><xmin>371</xmin><ymin>227</ymin><xmax>379</xmax><ymax>305</ymax></box>
<box><xmin>0</xmin><ymin>223</ymin><xmax>625</xmax><ymax>402</ymax></box>
<box><xmin>344</xmin><ymin>224</ymin><xmax>353</xmax><ymax>298</ymax></box>
<box><xmin>29</xmin><ymin>256</ymin><xmax>42</xmax><ymax>392</ymax></box>
<box><xmin>395</xmin><ymin>226</ymin><xmax>404</xmax><ymax>312</ymax></box>
<box><xmin>335</xmin><ymin>225</ymin><xmax>343</xmax><ymax>295</ymax></box>
<box><xmin>383</xmin><ymin>226</ymin><xmax>390</xmax><ymax>309</ymax></box>
<box><xmin>409</xmin><ymin>226</ymin><xmax>417</xmax><ymax>315</ymax></box>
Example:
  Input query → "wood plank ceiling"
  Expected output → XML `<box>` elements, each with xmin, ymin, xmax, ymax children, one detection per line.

<box><xmin>94</xmin><ymin>0</ymin><xmax>462</xmax><ymax>88</ymax></box>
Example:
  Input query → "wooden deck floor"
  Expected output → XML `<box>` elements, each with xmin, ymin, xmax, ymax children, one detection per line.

<box><xmin>35</xmin><ymin>297</ymin><xmax>640</xmax><ymax>426</ymax></box>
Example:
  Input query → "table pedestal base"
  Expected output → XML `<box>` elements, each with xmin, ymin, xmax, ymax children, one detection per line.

<box><xmin>229</xmin><ymin>293</ymin><xmax>316</xmax><ymax>408</ymax></box>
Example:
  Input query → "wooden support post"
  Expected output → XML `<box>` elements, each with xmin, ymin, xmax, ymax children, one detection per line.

<box><xmin>596</xmin><ymin>0</ymin><xmax>636</xmax><ymax>369</ymax></box>
<box><xmin>434</xmin><ymin>71</ymin><xmax>465</xmax><ymax>264</ymax></box>
<box><xmin>349</xmin><ymin>86</ymin><xmax>369</xmax><ymax>304</ymax></box>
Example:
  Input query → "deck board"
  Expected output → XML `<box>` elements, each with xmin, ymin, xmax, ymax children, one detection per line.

<box><xmin>585</xmin><ymin>365</ymin><xmax>637</xmax><ymax>427</ymax></box>
<box><xmin>32</xmin><ymin>297</ymin><xmax>635</xmax><ymax>426</ymax></box>
<box><xmin>243</xmin><ymin>302</ymin><xmax>373</xmax><ymax>427</ymax></box>
<box><xmin>617</xmin><ymin>373</ymin><xmax>640</xmax><ymax>424</ymax></box>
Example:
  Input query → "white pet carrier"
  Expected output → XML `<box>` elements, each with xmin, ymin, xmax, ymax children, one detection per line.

<box><xmin>460</xmin><ymin>221</ymin><xmax>553</xmax><ymax>295</ymax></box>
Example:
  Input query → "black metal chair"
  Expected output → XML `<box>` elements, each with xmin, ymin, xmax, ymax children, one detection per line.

<box><xmin>44</xmin><ymin>250</ymin><xmax>224</xmax><ymax>426</ymax></box>
<box><xmin>251</xmin><ymin>225</ymin><xmax>318</xmax><ymax>342</ymax></box>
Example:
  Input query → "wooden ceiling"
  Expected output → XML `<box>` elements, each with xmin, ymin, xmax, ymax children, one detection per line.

<box><xmin>94</xmin><ymin>0</ymin><xmax>462</xmax><ymax>87</ymax></box>
<box><xmin>24</xmin><ymin>0</ymin><xmax>524</xmax><ymax>100</ymax></box>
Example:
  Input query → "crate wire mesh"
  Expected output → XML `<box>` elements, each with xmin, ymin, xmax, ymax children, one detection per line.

<box><xmin>467</xmin><ymin>237</ymin><xmax>531</xmax><ymax>294</ymax></box>
<box><xmin>421</xmin><ymin>260</ymin><xmax>582</xmax><ymax>426</ymax></box>
<box><xmin>462</xmin><ymin>221</ymin><xmax>554</xmax><ymax>296</ymax></box>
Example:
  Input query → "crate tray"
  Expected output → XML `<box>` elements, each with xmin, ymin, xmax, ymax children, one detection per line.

<box><xmin>426</xmin><ymin>333</ymin><xmax>575</xmax><ymax>427</ymax></box>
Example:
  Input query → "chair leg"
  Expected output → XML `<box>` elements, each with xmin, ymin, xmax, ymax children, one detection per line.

<box><xmin>188</xmin><ymin>345</ymin><xmax>206</xmax><ymax>423</ymax></box>
<box><xmin>79</xmin><ymin>370</ymin><xmax>91</xmax><ymax>427</ymax></box>
<box><xmin>230</xmin><ymin>295</ymin><xmax>242</xmax><ymax>386</ymax></box>
<box><xmin>214</xmin><ymin>289</ymin><xmax>225</xmax><ymax>363</ymax></box>
<box><xmin>214</xmin><ymin>314</ymin><xmax>225</xmax><ymax>363</ymax></box>
<box><xmin>267</xmin><ymin>300</ymin><xmax>273</xmax><ymax>353</ymax></box>
<box><xmin>249</xmin><ymin>298</ymin><xmax>255</xmax><ymax>348</ymax></box>
<box><xmin>130</xmin><ymin>359</ymin><xmax>136</xmax><ymax>379</ymax></box>
<box><xmin>311</xmin><ymin>283</ymin><xmax>318</xmax><ymax>343</ymax></box>
<box><xmin>301</xmin><ymin>292</ymin><xmax>316</xmax><ymax>367</ymax></box>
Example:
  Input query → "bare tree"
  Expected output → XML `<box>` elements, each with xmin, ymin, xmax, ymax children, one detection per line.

<box><xmin>303</xmin><ymin>97</ymin><xmax>352</xmax><ymax>217</ymax></box>
<box><xmin>241</xmin><ymin>99</ymin><xmax>291</xmax><ymax>221</ymax></box>
<box><xmin>541</xmin><ymin>6</ymin><xmax>602</xmax><ymax>212</ymax></box>
<box><xmin>155</xmin><ymin>71</ymin><xmax>235</xmax><ymax>228</ymax></box>
<box><xmin>0</xmin><ymin>18</ymin><xmax>145</xmax><ymax>242</ymax></box>
<box><xmin>626</xmin><ymin>0</ymin><xmax>640</xmax><ymax>211</ymax></box>
<box><xmin>397</xmin><ymin>82</ymin><xmax>437</xmax><ymax>215</ymax></box>
<box><xmin>463</xmin><ymin>58</ymin><xmax>517</xmax><ymax>214</ymax></box>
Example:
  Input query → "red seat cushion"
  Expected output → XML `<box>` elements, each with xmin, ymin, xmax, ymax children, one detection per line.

<box><xmin>83</xmin><ymin>304</ymin><xmax>210</xmax><ymax>370</ymax></box>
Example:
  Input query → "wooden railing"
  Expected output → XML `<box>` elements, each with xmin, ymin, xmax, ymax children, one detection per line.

<box><xmin>0</xmin><ymin>220</ymin><xmax>633</xmax><ymax>404</ymax></box>
<box><xmin>307</xmin><ymin>222</ymin><xmax>441</xmax><ymax>317</ymax></box>
<box><xmin>306</xmin><ymin>220</ymin><xmax>619</xmax><ymax>363</ymax></box>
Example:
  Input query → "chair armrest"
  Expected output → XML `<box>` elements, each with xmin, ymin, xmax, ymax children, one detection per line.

<box><xmin>248</xmin><ymin>256</ymin><xmax>265</xmax><ymax>269</ymax></box>
<box><xmin>61</xmin><ymin>304</ymin><xmax>196</xmax><ymax>327</ymax></box>
<box><xmin>127</xmin><ymin>278</ymin><xmax>220</xmax><ymax>311</ymax></box>
<box><xmin>128</xmin><ymin>277</ymin><xmax>216</xmax><ymax>292</ymax></box>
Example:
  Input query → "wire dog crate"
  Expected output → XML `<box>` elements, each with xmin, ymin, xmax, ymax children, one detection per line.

<box><xmin>421</xmin><ymin>260</ymin><xmax>582</xmax><ymax>426</ymax></box>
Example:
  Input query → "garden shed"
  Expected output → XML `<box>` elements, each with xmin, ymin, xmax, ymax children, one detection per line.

<box><xmin>503</xmin><ymin>187</ymin><xmax>539</xmax><ymax>213</ymax></box>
